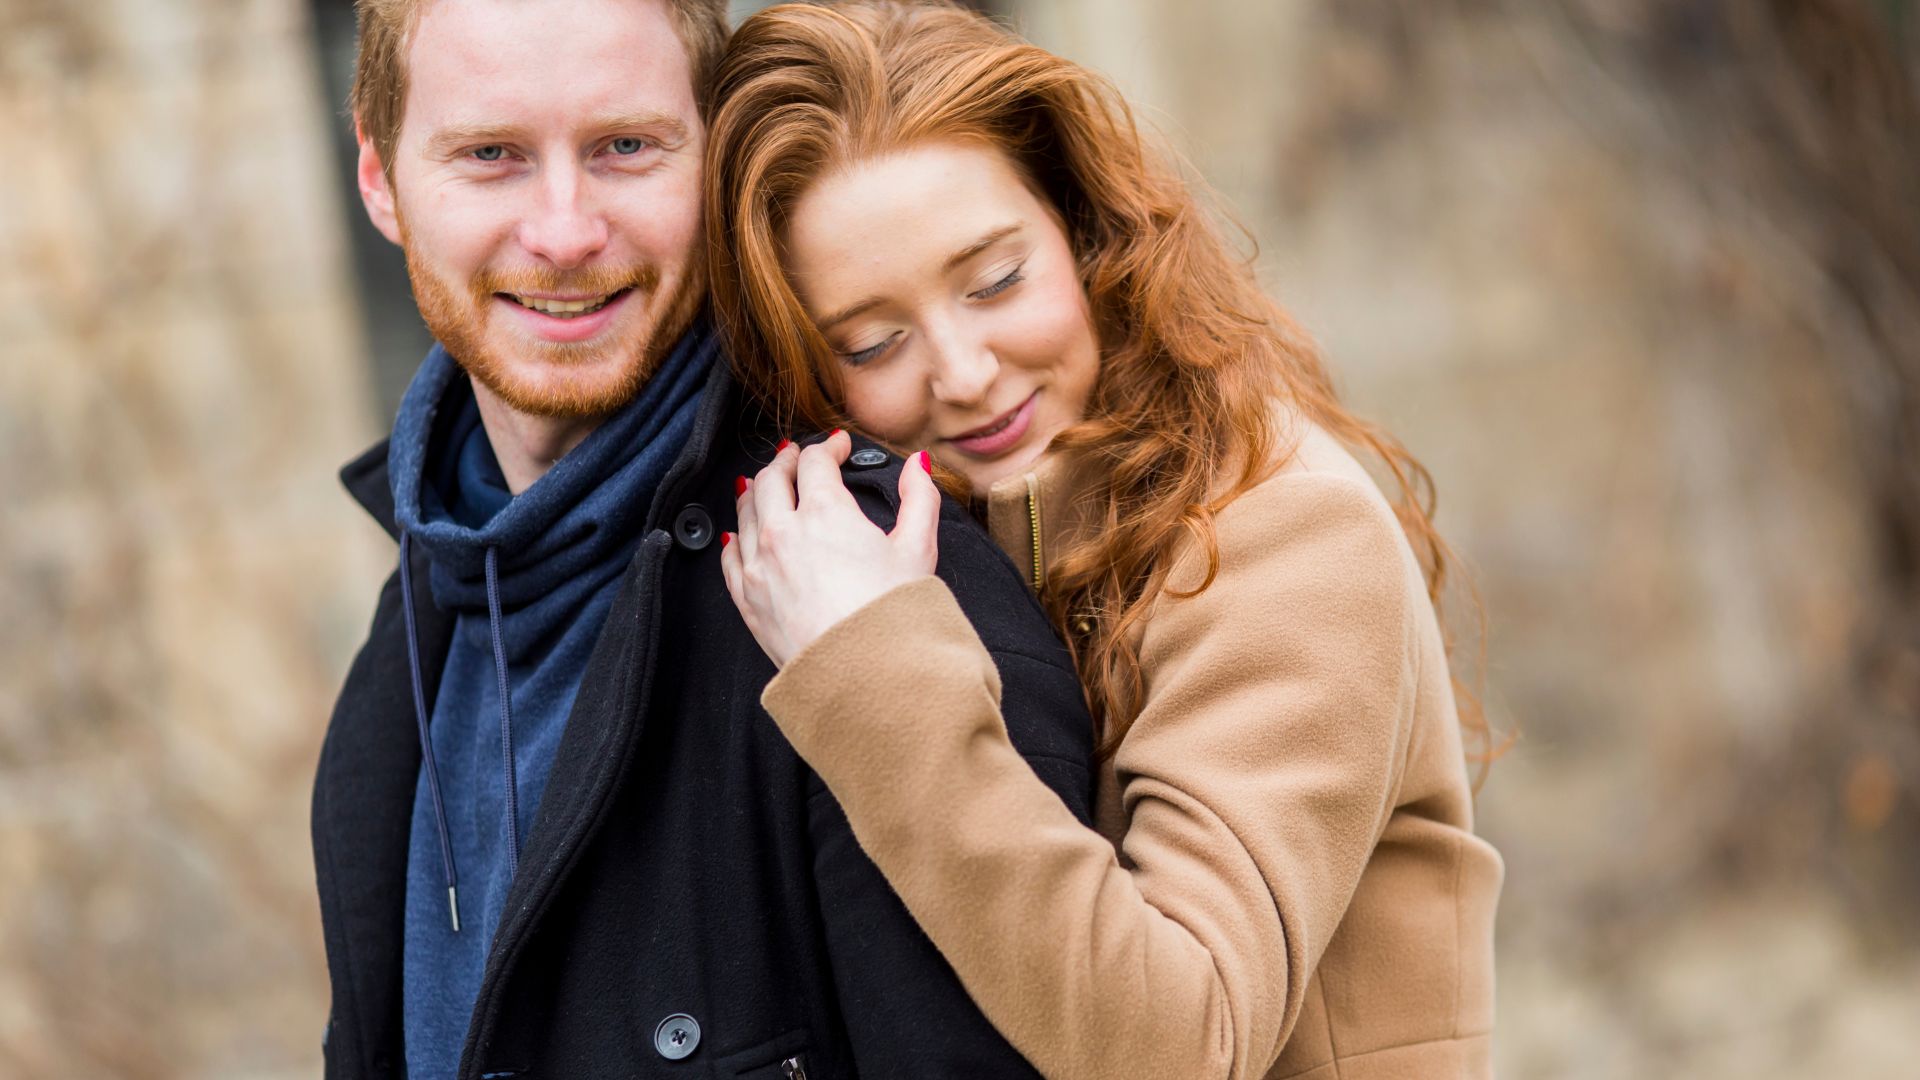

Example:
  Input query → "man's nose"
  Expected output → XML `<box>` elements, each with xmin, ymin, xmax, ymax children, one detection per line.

<box><xmin>927</xmin><ymin>326</ymin><xmax>999</xmax><ymax>408</ymax></box>
<box><xmin>516</xmin><ymin>165</ymin><xmax>608</xmax><ymax>269</ymax></box>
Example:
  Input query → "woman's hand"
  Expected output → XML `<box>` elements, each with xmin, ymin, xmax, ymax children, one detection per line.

<box><xmin>721</xmin><ymin>431</ymin><xmax>941</xmax><ymax>669</ymax></box>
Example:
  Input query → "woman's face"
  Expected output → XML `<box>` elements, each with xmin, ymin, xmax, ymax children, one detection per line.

<box><xmin>782</xmin><ymin>140</ymin><xmax>1101</xmax><ymax>490</ymax></box>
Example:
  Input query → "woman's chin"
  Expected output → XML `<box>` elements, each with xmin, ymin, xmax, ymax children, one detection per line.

<box><xmin>946</xmin><ymin>438</ymin><xmax>1054</xmax><ymax>491</ymax></box>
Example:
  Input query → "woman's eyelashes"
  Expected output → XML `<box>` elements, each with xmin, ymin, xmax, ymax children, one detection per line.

<box><xmin>835</xmin><ymin>262</ymin><xmax>1027</xmax><ymax>367</ymax></box>
<box><xmin>841</xmin><ymin>332</ymin><xmax>899</xmax><ymax>368</ymax></box>
<box><xmin>971</xmin><ymin>263</ymin><xmax>1025</xmax><ymax>300</ymax></box>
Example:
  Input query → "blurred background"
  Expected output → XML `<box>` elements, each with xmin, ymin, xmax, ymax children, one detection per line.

<box><xmin>3</xmin><ymin>0</ymin><xmax>1916</xmax><ymax>1074</ymax></box>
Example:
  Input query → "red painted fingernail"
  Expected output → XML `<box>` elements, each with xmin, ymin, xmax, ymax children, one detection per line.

<box><xmin>830</xmin><ymin>429</ymin><xmax>844</xmax><ymax>439</ymax></box>
<box><xmin>734</xmin><ymin>475</ymin><xmax>748</xmax><ymax>497</ymax></box>
<box><xmin>777</xmin><ymin>439</ymin><xmax>792</xmax><ymax>453</ymax></box>
<box><xmin>721</xmin><ymin>531</ymin><xmax>733</xmax><ymax>548</ymax></box>
<box><xmin>918</xmin><ymin>451</ymin><xmax>933</xmax><ymax>474</ymax></box>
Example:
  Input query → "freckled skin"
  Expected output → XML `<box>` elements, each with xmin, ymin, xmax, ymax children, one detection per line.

<box><xmin>783</xmin><ymin>141</ymin><xmax>1101</xmax><ymax>491</ymax></box>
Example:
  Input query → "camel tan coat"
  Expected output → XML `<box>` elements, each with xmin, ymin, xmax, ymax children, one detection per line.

<box><xmin>762</xmin><ymin>418</ymin><xmax>1502</xmax><ymax>1079</ymax></box>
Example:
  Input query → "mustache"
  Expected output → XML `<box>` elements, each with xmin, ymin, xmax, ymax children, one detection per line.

<box><xmin>470</xmin><ymin>263</ymin><xmax>660</xmax><ymax>301</ymax></box>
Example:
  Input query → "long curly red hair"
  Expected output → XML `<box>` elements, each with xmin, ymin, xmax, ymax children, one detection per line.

<box><xmin>706</xmin><ymin>0</ymin><xmax>1493</xmax><ymax>769</ymax></box>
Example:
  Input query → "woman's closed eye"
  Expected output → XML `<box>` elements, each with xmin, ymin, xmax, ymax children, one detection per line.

<box><xmin>971</xmin><ymin>263</ymin><xmax>1025</xmax><ymax>300</ymax></box>
<box><xmin>840</xmin><ymin>331</ymin><xmax>900</xmax><ymax>368</ymax></box>
<box><xmin>832</xmin><ymin>263</ymin><xmax>1027</xmax><ymax>367</ymax></box>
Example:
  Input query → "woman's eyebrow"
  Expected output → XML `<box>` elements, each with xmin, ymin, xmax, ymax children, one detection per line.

<box><xmin>942</xmin><ymin>223</ymin><xmax>1024</xmax><ymax>273</ymax></box>
<box><xmin>817</xmin><ymin>296</ymin><xmax>884</xmax><ymax>333</ymax></box>
<box><xmin>816</xmin><ymin>223</ymin><xmax>1027</xmax><ymax>332</ymax></box>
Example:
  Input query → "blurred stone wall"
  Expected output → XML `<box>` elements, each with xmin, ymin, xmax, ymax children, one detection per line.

<box><xmin>1011</xmin><ymin>0</ymin><xmax>1918</xmax><ymax>1076</ymax></box>
<box><xmin>3</xmin><ymin>0</ymin><xmax>1916</xmax><ymax>1075</ymax></box>
<box><xmin>1</xmin><ymin>0</ymin><xmax>388</xmax><ymax>1074</ymax></box>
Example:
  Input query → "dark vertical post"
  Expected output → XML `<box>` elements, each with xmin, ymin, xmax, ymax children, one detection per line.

<box><xmin>307</xmin><ymin>0</ymin><xmax>437</xmax><ymax>424</ymax></box>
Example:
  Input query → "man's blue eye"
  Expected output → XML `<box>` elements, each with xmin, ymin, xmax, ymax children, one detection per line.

<box><xmin>609</xmin><ymin>137</ymin><xmax>648</xmax><ymax>155</ymax></box>
<box><xmin>472</xmin><ymin>145</ymin><xmax>505</xmax><ymax>162</ymax></box>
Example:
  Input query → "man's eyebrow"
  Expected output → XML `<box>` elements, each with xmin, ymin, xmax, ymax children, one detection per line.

<box><xmin>423</xmin><ymin>123</ymin><xmax>526</xmax><ymax>157</ymax></box>
<box><xmin>421</xmin><ymin>111</ymin><xmax>690</xmax><ymax>157</ymax></box>
<box><xmin>592</xmin><ymin>110</ymin><xmax>690</xmax><ymax>145</ymax></box>
<box><xmin>942</xmin><ymin>223</ymin><xmax>1024</xmax><ymax>273</ymax></box>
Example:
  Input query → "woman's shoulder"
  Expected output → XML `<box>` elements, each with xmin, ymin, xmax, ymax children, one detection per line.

<box><xmin>1174</xmin><ymin>406</ymin><xmax>1424</xmax><ymax>605</ymax></box>
<box><xmin>1127</xmin><ymin>407</ymin><xmax>1433</xmax><ymax>778</ymax></box>
<box><xmin>1265</xmin><ymin>405</ymin><xmax>1388</xmax><ymax>493</ymax></box>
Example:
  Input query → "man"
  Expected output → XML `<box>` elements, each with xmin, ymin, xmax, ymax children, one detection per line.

<box><xmin>313</xmin><ymin>1</ymin><xmax>1094</xmax><ymax>1077</ymax></box>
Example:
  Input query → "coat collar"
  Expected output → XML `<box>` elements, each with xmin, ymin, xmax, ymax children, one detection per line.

<box><xmin>979</xmin><ymin>402</ymin><xmax>1319</xmax><ymax>590</ymax></box>
<box><xmin>342</xmin><ymin>438</ymin><xmax>400</xmax><ymax>540</ymax></box>
<box><xmin>981</xmin><ymin>449</ymin><xmax>1100</xmax><ymax>592</ymax></box>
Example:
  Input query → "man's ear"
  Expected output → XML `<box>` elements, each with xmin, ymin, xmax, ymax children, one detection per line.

<box><xmin>356</xmin><ymin>121</ymin><xmax>403</xmax><ymax>246</ymax></box>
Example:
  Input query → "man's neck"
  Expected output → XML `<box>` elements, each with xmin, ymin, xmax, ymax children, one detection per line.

<box><xmin>470</xmin><ymin>381</ymin><xmax>604</xmax><ymax>495</ymax></box>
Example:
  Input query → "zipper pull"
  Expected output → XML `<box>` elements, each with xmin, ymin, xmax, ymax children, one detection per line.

<box><xmin>780</xmin><ymin>1055</ymin><xmax>808</xmax><ymax>1080</ymax></box>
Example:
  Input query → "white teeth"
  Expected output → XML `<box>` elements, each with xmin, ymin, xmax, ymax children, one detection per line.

<box><xmin>511</xmin><ymin>293</ymin><xmax>614</xmax><ymax>317</ymax></box>
<box><xmin>963</xmin><ymin>412</ymin><xmax>1014</xmax><ymax>440</ymax></box>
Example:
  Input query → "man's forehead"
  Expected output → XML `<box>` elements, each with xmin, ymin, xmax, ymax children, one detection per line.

<box><xmin>404</xmin><ymin>0</ymin><xmax>694</xmax><ymax>126</ymax></box>
<box><xmin>409</xmin><ymin>0</ymin><xmax>680</xmax><ymax>44</ymax></box>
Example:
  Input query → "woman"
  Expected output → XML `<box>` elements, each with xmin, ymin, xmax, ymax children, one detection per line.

<box><xmin>707</xmin><ymin>3</ymin><xmax>1503</xmax><ymax>1078</ymax></box>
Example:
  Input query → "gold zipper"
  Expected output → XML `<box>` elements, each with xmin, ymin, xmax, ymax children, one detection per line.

<box><xmin>1026</xmin><ymin>472</ymin><xmax>1044</xmax><ymax>591</ymax></box>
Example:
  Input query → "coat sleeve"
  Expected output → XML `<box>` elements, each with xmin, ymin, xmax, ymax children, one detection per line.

<box><xmin>763</xmin><ymin>471</ymin><xmax>1422</xmax><ymax>1080</ymax></box>
<box><xmin>800</xmin><ymin>495</ymin><xmax>1095</xmax><ymax>1077</ymax></box>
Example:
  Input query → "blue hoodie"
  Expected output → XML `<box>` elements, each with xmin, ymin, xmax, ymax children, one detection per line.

<box><xmin>386</xmin><ymin>321</ymin><xmax>716</xmax><ymax>1077</ymax></box>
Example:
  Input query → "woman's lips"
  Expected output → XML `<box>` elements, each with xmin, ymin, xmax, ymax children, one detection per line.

<box><xmin>494</xmin><ymin>287</ymin><xmax>635</xmax><ymax>344</ymax></box>
<box><xmin>946</xmin><ymin>392</ymin><xmax>1037</xmax><ymax>458</ymax></box>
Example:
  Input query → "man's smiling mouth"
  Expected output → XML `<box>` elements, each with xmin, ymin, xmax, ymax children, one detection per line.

<box><xmin>503</xmin><ymin>289</ymin><xmax>630</xmax><ymax>318</ymax></box>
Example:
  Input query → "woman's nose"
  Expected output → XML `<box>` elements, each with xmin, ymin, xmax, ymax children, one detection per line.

<box><xmin>927</xmin><ymin>332</ymin><xmax>999</xmax><ymax>408</ymax></box>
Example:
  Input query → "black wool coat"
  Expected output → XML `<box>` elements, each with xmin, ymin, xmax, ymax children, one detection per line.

<box><xmin>312</xmin><ymin>358</ymin><xmax>1095</xmax><ymax>1079</ymax></box>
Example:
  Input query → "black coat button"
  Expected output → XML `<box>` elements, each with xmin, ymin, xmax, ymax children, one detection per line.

<box><xmin>673</xmin><ymin>505</ymin><xmax>714</xmax><ymax>550</ymax></box>
<box><xmin>848</xmin><ymin>447</ymin><xmax>889</xmax><ymax>469</ymax></box>
<box><xmin>654</xmin><ymin>1013</ymin><xmax>701</xmax><ymax>1059</ymax></box>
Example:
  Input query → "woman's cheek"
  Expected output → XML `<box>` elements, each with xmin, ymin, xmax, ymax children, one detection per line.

<box><xmin>843</xmin><ymin>369</ymin><xmax>931</xmax><ymax>447</ymax></box>
<box><xmin>1011</xmin><ymin>276</ymin><xmax>1099</xmax><ymax>372</ymax></box>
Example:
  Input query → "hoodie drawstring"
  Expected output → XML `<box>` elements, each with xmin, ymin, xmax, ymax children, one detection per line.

<box><xmin>398</xmin><ymin>537</ymin><xmax>526</xmax><ymax>932</ymax></box>
<box><xmin>484</xmin><ymin>546</ymin><xmax>521</xmax><ymax>881</ymax></box>
<box><xmin>400</xmin><ymin>531</ymin><xmax>461</xmax><ymax>933</ymax></box>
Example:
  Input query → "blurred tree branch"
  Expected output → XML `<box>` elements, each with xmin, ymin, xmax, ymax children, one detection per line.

<box><xmin>1546</xmin><ymin>0</ymin><xmax>1920</xmax><ymax>921</ymax></box>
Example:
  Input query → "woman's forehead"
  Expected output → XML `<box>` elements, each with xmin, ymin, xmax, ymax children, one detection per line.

<box><xmin>784</xmin><ymin>142</ymin><xmax>1047</xmax><ymax>296</ymax></box>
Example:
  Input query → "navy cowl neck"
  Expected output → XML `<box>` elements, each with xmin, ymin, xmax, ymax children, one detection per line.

<box><xmin>391</xmin><ymin>321</ymin><xmax>716</xmax><ymax>646</ymax></box>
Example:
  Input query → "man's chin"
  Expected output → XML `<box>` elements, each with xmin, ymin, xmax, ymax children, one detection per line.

<box><xmin>464</xmin><ymin>345</ymin><xmax>651</xmax><ymax>420</ymax></box>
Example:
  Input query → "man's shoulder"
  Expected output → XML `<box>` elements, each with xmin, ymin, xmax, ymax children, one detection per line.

<box><xmin>838</xmin><ymin>444</ymin><xmax>1076</xmax><ymax>682</ymax></box>
<box><xmin>832</xmin><ymin>444</ymin><xmax>1037</xmax><ymax>613</ymax></box>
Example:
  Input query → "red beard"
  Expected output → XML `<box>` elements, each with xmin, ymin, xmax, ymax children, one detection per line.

<box><xmin>400</xmin><ymin>220</ymin><xmax>705</xmax><ymax>419</ymax></box>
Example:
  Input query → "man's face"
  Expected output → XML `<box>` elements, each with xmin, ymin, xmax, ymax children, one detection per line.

<box><xmin>358</xmin><ymin>0</ymin><xmax>706</xmax><ymax>418</ymax></box>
